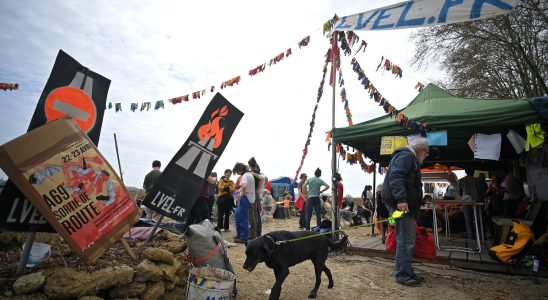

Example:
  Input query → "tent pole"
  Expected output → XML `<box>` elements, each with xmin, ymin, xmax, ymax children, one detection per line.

<box><xmin>331</xmin><ymin>31</ymin><xmax>338</xmax><ymax>235</ymax></box>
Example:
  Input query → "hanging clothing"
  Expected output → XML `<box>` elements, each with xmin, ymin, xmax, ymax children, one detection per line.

<box><xmin>525</xmin><ymin>123</ymin><xmax>545</xmax><ymax>151</ymax></box>
<box><xmin>154</xmin><ymin>100</ymin><xmax>164</xmax><ymax>110</ymax></box>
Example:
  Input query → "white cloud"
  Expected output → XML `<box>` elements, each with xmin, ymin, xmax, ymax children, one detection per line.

<box><xmin>0</xmin><ymin>0</ymin><xmax>439</xmax><ymax>196</ymax></box>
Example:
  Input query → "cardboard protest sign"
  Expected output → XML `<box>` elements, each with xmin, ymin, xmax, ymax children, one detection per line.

<box><xmin>0</xmin><ymin>50</ymin><xmax>110</xmax><ymax>232</ymax></box>
<box><xmin>143</xmin><ymin>93</ymin><xmax>243</xmax><ymax>221</ymax></box>
<box><xmin>0</xmin><ymin>117</ymin><xmax>139</xmax><ymax>262</ymax></box>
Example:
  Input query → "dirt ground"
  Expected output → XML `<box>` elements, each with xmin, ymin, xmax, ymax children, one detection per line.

<box><xmin>223</xmin><ymin>216</ymin><xmax>548</xmax><ymax>300</ymax></box>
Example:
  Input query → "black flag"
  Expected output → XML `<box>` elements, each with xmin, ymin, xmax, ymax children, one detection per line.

<box><xmin>0</xmin><ymin>50</ymin><xmax>110</xmax><ymax>232</ymax></box>
<box><xmin>142</xmin><ymin>93</ymin><xmax>243</xmax><ymax>221</ymax></box>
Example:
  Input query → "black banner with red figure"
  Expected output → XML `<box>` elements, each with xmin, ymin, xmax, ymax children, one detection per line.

<box><xmin>0</xmin><ymin>50</ymin><xmax>110</xmax><ymax>232</ymax></box>
<box><xmin>142</xmin><ymin>93</ymin><xmax>243</xmax><ymax>222</ymax></box>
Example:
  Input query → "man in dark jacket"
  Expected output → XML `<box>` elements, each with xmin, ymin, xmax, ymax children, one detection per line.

<box><xmin>383</xmin><ymin>137</ymin><xmax>429</xmax><ymax>287</ymax></box>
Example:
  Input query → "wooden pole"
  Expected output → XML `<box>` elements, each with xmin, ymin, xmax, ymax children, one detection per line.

<box><xmin>113</xmin><ymin>133</ymin><xmax>124</xmax><ymax>181</ymax></box>
<box><xmin>372</xmin><ymin>163</ymin><xmax>377</xmax><ymax>236</ymax></box>
<box><xmin>113</xmin><ymin>133</ymin><xmax>135</xmax><ymax>257</ymax></box>
<box><xmin>331</xmin><ymin>31</ymin><xmax>338</xmax><ymax>235</ymax></box>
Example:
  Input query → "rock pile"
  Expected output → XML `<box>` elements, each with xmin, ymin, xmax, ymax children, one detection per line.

<box><xmin>5</xmin><ymin>235</ymin><xmax>190</xmax><ymax>300</ymax></box>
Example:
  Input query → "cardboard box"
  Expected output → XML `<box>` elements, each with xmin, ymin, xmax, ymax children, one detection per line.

<box><xmin>0</xmin><ymin>117</ymin><xmax>140</xmax><ymax>262</ymax></box>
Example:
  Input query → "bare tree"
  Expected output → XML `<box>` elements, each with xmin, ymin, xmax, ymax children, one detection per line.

<box><xmin>410</xmin><ymin>0</ymin><xmax>547</xmax><ymax>98</ymax></box>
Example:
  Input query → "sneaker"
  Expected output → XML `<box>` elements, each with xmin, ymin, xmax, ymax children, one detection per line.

<box><xmin>412</xmin><ymin>275</ymin><xmax>425</xmax><ymax>282</ymax></box>
<box><xmin>397</xmin><ymin>278</ymin><xmax>421</xmax><ymax>287</ymax></box>
<box><xmin>233</xmin><ymin>238</ymin><xmax>247</xmax><ymax>244</ymax></box>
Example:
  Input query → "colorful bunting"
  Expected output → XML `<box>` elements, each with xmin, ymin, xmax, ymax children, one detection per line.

<box><xmin>323</xmin><ymin>15</ymin><xmax>339</xmax><ymax>36</ymax></box>
<box><xmin>376</xmin><ymin>56</ymin><xmax>403</xmax><ymax>78</ymax></box>
<box><xmin>0</xmin><ymin>83</ymin><xmax>18</xmax><ymax>91</ymax></box>
<box><xmin>111</xmin><ymin>32</ymin><xmax>313</xmax><ymax>110</ymax></box>
<box><xmin>140</xmin><ymin>102</ymin><xmax>151</xmax><ymax>111</ymax></box>
<box><xmin>354</xmin><ymin>40</ymin><xmax>367</xmax><ymax>55</ymax></box>
<box><xmin>338</xmin><ymin>145</ymin><xmax>376</xmax><ymax>174</ymax></box>
<box><xmin>220</xmin><ymin>76</ymin><xmax>241</xmax><ymax>89</ymax></box>
<box><xmin>268</xmin><ymin>52</ymin><xmax>285</xmax><ymax>66</ymax></box>
<box><xmin>415</xmin><ymin>82</ymin><xmax>425</xmax><ymax>92</ymax></box>
<box><xmin>294</xmin><ymin>47</ymin><xmax>331</xmax><ymax>182</ymax></box>
<box><xmin>154</xmin><ymin>100</ymin><xmax>164</xmax><ymax>110</ymax></box>
<box><xmin>298</xmin><ymin>36</ymin><xmax>310</xmax><ymax>48</ymax></box>
<box><xmin>249</xmin><ymin>64</ymin><xmax>266</xmax><ymax>76</ymax></box>
<box><xmin>349</xmin><ymin>56</ymin><xmax>429</xmax><ymax>133</ymax></box>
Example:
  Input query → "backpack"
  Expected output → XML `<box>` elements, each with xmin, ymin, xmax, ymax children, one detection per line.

<box><xmin>320</xmin><ymin>219</ymin><xmax>332</xmax><ymax>229</ymax></box>
<box><xmin>489</xmin><ymin>221</ymin><xmax>534</xmax><ymax>265</ymax></box>
<box><xmin>352</xmin><ymin>215</ymin><xmax>363</xmax><ymax>226</ymax></box>
<box><xmin>185</xmin><ymin>220</ymin><xmax>234</xmax><ymax>272</ymax></box>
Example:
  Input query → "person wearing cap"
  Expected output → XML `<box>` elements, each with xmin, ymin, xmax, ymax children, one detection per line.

<box><xmin>383</xmin><ymin>137</ymin><xmax>429</xmax><ymax>287</ymax></box>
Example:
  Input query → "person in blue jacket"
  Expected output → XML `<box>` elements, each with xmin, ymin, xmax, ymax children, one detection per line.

<box><xmin>383</xmin><ymin>137</ymin><xmax>429</xmax><ymax>287</ymax></box>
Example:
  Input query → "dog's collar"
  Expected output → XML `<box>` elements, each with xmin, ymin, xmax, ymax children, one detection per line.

<box><xmin>264</xmin><ymin>234</ymin><xmax>286</xmax><ymax>246</ymax></box>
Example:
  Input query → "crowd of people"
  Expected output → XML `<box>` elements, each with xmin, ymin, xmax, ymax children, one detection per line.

<box><xmin>139</xmin><ymin>158</ymin><xmax>384</xmax><ymax>243</ymax></box>
<box><xmin>139</xmin><ymin>135</ymin><xmax>533</xmax><ymax>289</ymax></box>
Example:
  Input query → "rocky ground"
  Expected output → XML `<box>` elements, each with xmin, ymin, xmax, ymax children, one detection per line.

<box><xmin>0</xmin><ymin>215</ymin><xmax>547</xmax><ymax>299</ymax></box>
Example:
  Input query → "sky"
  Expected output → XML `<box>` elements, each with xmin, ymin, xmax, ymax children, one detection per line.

<box><xmin>0</xmin><ymin>0</ymin><xmax>437</xmax><ymax>197</ymax></box>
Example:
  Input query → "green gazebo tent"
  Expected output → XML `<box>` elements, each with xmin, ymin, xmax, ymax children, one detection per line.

<box><xmin>333</xmin><ymin>84</ymin><xmax>544</xmax><ymax>168</ymax></box>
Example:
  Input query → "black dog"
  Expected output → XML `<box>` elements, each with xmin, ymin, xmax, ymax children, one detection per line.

<box><xmin>243</xmin><ymin>230</ymin><xmax>347</xmax><ymax>299</ymax></box>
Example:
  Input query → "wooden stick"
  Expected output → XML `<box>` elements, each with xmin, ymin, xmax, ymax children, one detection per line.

<box><xmin>113</xmin><ymin>133</ymin><xmax>124</xmax><ymax>181</ymax></box>
<box><xmin>120</xmin><ymin>238</ymin><xmax>137</xmax><ymax>260</ymax></box>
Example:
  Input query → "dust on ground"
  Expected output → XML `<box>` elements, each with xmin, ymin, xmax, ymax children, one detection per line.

<box><xmin>224</xmin><ymin>217</ymin><xmax>548</xmax><ymax>300</ymax></box>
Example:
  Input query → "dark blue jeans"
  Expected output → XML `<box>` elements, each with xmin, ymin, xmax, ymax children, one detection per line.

<box><xmin>235</xmin><ymin>195</ymin><xmax>251</xmax><ymax>241</ymax></box>
<box><xmin>305</xmin><ymin>196</ymin><xmax>321</xmax><ymax>230</ymax></box>
<box><xmin>299</xmin><ymin>207</ymin><xmax>307</xmax><ymax>228</ymax></box>
<box><xmin>388</xmin><ymin>206</ymin><xmax>416</xmax><ymax>283</ymax></box>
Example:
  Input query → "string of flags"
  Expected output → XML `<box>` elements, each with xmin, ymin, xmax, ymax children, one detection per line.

<box><xmin>108</xmin><ymin>35</ymin><xmax>313</xmax><ymax>113</ymax></box>
<box><xmin>299</xmin><ymin>16</ymin><xmax>430</xmax><ymax>176</ymax></box>
<box><xmin>324</xmin><ymin>25</ymin><xmax>428</xmax><ymax>173</ymax></box>
<box><xmin>354</xmin><ymin>40</ymin><xmax>367</xmax><ymax>55</ymax></box>
<box><xmin>350</xmin><ymin>56</ymin><xmax>429</xmax><ymax>134</ymax></box>
<box><xmin>335</xmin><ymin>32</ymin><xmax>354</xmax><ymax>126</ymax></box>
<box><xmin>324</xmin><ymin>15</ymin><xmax>420</xmax><ymax>91</ymax></box>
<box><xmin>293</xmin><ymin>47</ymin><xmax>331</xmax><ymax>182</ymax></box>
<box><xmin>298</xmin><ymin>36</ymin><xmax>310</xmax><ymax>48</ymax></box>
<box><xmin>0</xmin><ymin>83</ymin><xmax>18</xmax><ymax>91</ymax></box>
<box><xmin>338</xmin><ymin>146</ymin><xmax>377</xmax><ymax>174</ymax></box>
<box><xmin>375</xmin><ymin>56</ymin><xmax>403</xmax><ymax>78</ymax></box>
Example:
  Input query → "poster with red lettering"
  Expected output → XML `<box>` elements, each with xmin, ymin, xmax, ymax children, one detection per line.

<box><xmin>0</xmin><ymin>117</ymin><xmax>139</xmax><ymax>262</ymax></box>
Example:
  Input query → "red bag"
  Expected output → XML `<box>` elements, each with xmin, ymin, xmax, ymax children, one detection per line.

<box><xmin>294</xmin><ymin>195</ymin><xmax>305</xmax><ymax>211</ymax></box>
<box><xmin>386</xmin><ymin>225</ymin><xmax>436</xmax><ymax>260</ymax></box>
